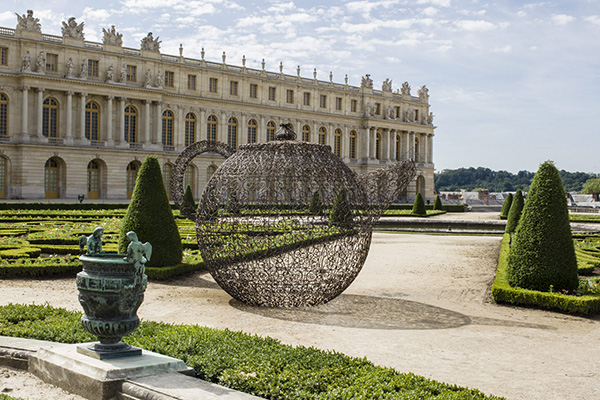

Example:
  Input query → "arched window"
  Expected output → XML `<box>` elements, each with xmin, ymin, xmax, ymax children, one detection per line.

<box><xmin>334</xmin><ymin>128</ymin><xmax>342</xmax><ymax>157</ymax></box>
<box><xmin>266</xmin><ymin>121</ymin><xmax>276</xmax><ymax>141</ymax></box>
<box><xmin>302</xmin><ymin>125</ymin><xmax>310</xmax><ymax>142</ymax></box>
<box><xmin>162</xmin><ymin>110</ymin><xmax>174</xmax><ymax>146</ymax></box>
<box><xmin>414</xmin><ymin>137</ymin><xmax>420</xmax><ymax>162</ymax></box>
<box><xmin>247</xmin><ymin>119</ymin><xmax>257</xmax><ymax>143</ymax></box>
<box><xmin>395</xmin><ymin>134</ymin><xmax>401</xmax><ymax>160</ymax></box>
<box><xmin>185</xmin><ymin>113</ymin><xmax>196</xmax><ymax>147</ymax></box>
<box><xmin>163</xmin><ymin>163</ymin><xmax>173</xmax><ymax>199</ymax></box>
<box><xmin>126</xmin><ymin>162</ymin><xmax>139</xmax><ymax>199</ymax></box>
<box><xmin>44</xmin><ymin>158</ymin><xmax>59</xmax><ymax>198</ymax></box>
<box><xmin>207</xmin><ymin>165</ymin><xmax>217</xmax><ymax>181</ymax></box>
<box><xmin>318</xmin><ymin>126</ymin><xmax>326</xmax><ymax>145</ymax></box>
<box><xmin>207</xmin><ymin>115</ymin><xmax>217</xmax><ymax>141</ymax></box>
<box><xmin>228</xmin><ymin>117</ymin><xmax>238</xmax><ymax>149</ymax></box>
<box><xmin>0</xmin><ymin>156</ymin><xmax>6</xmax><ymax>199</ymax></box>
<box><xmin>184</xmin><ymin>164</ymin><xmax>196</xmax><ymax>195</ymax></box>
<box><xmin>42</xmin><ymin>98</ymin><xmax>59</xmax><ymax>137</ymax></box>
<box><xmin>375</xmin><ymin>132</ymin><xmax>381</xmax><ymax>160</ymax></box>
<box><xmin>124</xmin><ymin>106</ymin><xmax>137</xmax><ymax>143</ymax></box>
<box><xmin>0</xmin><ymin>93</ymin><xmax>7</xmax><ymax>136</ymax></box>
<box><xmin>85</xmin><ymin>101</ymin><xmax>100</xmax><ymax>140</ymax></box>
<box><xmin>349</xmin><ymin>130</ymin><xmax>357</xmax><ymax>159</ymax></box>
<box><xmin>87</xmin><ymin>160</ymin><xmax>100</xmax><ymax>199</ymax></box>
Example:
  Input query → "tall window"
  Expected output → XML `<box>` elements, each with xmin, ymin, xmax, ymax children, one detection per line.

<box><xmin>164</xmin><ymin>71</ymin><xmax>174</xmax><ymax>87</ymax></box>
<box><xmin>46</xmin><ymin>53</ymin><xmax>58</xmax><ymax>72</ymax></box>
<box><xmin>126</xmin><ymin>65</ymin><xmax>136</xmax><ymax>82</ymax></box>
<box><xmin>350</xmin><ymin>99</ymin><xmax>357</xmax><ymax>112</ymax></box>
<box><xmin>303</xmin><ymin>92</ymin><xmax>310</xmax><ymax>106</ymax></box>
<box><xmin>42</xmin><ymin>98</ymin><xmax>58</xmax><ymax>138</ymax></box>
<box><xmin>228</xmin><ymin>117</ymin><xmax>238</xmax><ymax>149</ymax></box>
<box><xmin>334</xmin><ymin>129</ymin><xmax>342</xmax><ymax>157</ymax></box>
<box><xmin>85</xmin><ymin>101</ymin><xmax>100</xmax><ymax>140</ymax></box>
<box><xmin>162</xmin><ymin>110</ymin><xmax>174</xmax><ymax>146</ymax></box>
<box><xmin>124</xmin><ymin>105</ymin><xmax>137</xmax><ymax>143</ymax></box>
<box><xmin>184</xmin><ymin>165</ymin><xmax>195</xmax><ymax>195</ymax></box>
<box><xmin>44</xmin><ymin>158</ymin><xmax>59</xmax><ymax>199</ymax></box>
<box><xmin>0</xmin><ymin>156</ymin><xmax>5</xmax><ymax>199</ymax></box>
<box><xmin>268</xmin><ymin>87</ymin><xmax>276</xmax><ymax>101</ymax></box>
<box><xmin>185</xmin><ymin>113</ymin><xmax>196</xmax><ymax>146</ymax></box>
<box><xmin>209</xmin><ymin>78</ymin><xmax>218</xmax><ymax>93</ymax></box>
<box><xmin>349</xmin><ymin>130</ymin><xmax>357</xmax><ymax>159</ymax></box>
<box><xmin>163</xmin><ymin>163</ymin><xmax>172</xmax><ymax>199</ymax></box>
<box><xmin>230</xmin><ymin>81</ymin><xmax>238</xmax><ymax>96</ymax></box>
<box><xmin>318</xmin><ymin>126</ymin><xmax>326</xmax><ymax>145</ymax></box>
<box><xmin>396</xmin><ymin>135</ymin><xmax>401</xmax><ymax>160</ymax></box>
<box><xmin>0</xmin><ymin>93</ymin><xmax>7</xmax><ymax>136</ymax></box>
<box><xmin>302</xmin><ymin>125</ymin><xmax>310</xmax><ymax>142</ymax></box>
<box><xmin>247</xmin><ymin>119</ymin><xmax>257</xmax><ymax>143</ymax></box>
<box><xmin>249</xmin><ymin>83</ymin><xmax>258</xmax><ymax>99</ymax></box>
<box><xmin>335</xmin><ymin>97</ymin><xmax>342</xmax><ymax>111</ymax></box>
<box><xmin>207</xmin><ymin>115</ymin><xmax>217</xmax><ymax>141</ymax></box>
<box><xmin>126</xmin><ymin>162</ymin><xmax>138</xmax><ymax>199</ymax></box>
<box><xmin>207</xmin><ymin>165</ymin><xmax>217</xmax><ymax>181</ymax></box>
<box><xmin>319</xmin><ymin>95</ymin><xmax>327</xmax><ymax>108</ymax></box>
<box><xmin>375</xmin><ymin>103</ymin><xmax>381</xmax><ymax>115</ymax></box>
<box><xmin>0</xmin><ymin>47</ymin><xmax>7</xmax><ymax>66</ymax></box>
<box><xmin>395</xmin><ymin>106</ymin><xmax>401</xmax><ymax>118</ymax></box>
<box><xmin>187</xmin><ymin>74</ymin><xmax>196</xmax><ymax>90</ymax></box>
<box><xmin>87</xmin><ymin>160</ymin><xmax>100</xmax><ymax>199</ymax></box>
<box><xmin>286</xmin><ymin>89</ymin><xmax>294</xmax><ymax>104</ymax></box>
<box><xmin>88</xmin><ymin>59</ymin><xmax>99</xmax><ymax>77</ymax></box>
<box><xmin>375</xmin><ymin>133</ymin><xmax>381</xmax><ymax>160</ymax></box>
<box><xmin>266</xmin><ymin>121</ymin><xmax>276</xmax><ymax>141</ymax></box>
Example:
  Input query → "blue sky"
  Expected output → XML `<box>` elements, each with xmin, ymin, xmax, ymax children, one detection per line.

<box><xmin>2</xmin><ymin>0</ymin><xmax>599</xmax><ymax>173</ymax></box>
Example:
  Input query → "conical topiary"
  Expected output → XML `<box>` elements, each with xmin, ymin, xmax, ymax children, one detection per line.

<box><xmin>433</xmin><ymin>194</ymin><xmax>443</xmax><ymax>211</ymax></box>
<box><xmin>183</xmin><ymin>184</ymin><xmax>196</xmax><ymax>211</ymax></box>
<box><xmin>507</xmin><ymin>161</ymin><xmax>579</xmax><ymax>292</ymax></box>
<box><xmin>500</xmin><ymin>193</ymin><xmax>513</xmax><ymax>220</ymax></box>
<box><xmin>119</xmin><ymin>155</ymin><xmax>182</xmax><ymax>267</ymax></box>
<box><xmin>411</xmin><ymin>192</ymin><xmax>427</xmax><ymax>216</ymax></box>
<box><xmin>329</xmin><ymin>188</ymin><xmax>353</xmax><ymax>229</ymax></box>
<box><xmin>505</xmin><ymin>190</ymin><xmax>523</xmax><ymax>234</ymax></box>
<box><xmin>308</xmin><ymin>191</ymin><xmax>323</xmax><ymax>215</ymax></box>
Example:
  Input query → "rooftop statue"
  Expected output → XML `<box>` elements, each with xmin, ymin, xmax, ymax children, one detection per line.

<box><xmin>102</xmin><ymin>25</ymin><xmax>123</xmax><ymax>46</ymax></box>
<box><xmin>141</xmin><ymin>32</ymin><xmax>161</xmax><ymax>52</ymax></box>
<box><xmin>418</xmin><ymin>85</ymin><xmax>429</xmax><ymax>100</ymax></box>
<box><xmin>15</xmin><ymin>10</ymin><xmax>41</xmax><ymax>33</ymax></box>
<box><xmin>382</xmin><ymin>78</ymin><xmax>393</xmax><ymax>92</ymax></box>
<box><xmin>62</xmin><ymin>17</ymin><xmax>84</xmax><ymax>40</ymax></box>
<box><xmin>361</xmin><ymin>74</ymin><xmax>373</xmax><ymax>89</ymax></box>
<box><xmin>401</xmin><ymin>81</ymin><xmax>411</xmax><ymax>96</ymax></box>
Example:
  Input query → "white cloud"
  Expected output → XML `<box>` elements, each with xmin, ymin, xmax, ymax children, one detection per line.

<box><xmin>551</xmin><ymin>14</ymin><xmax>575</xmax><ymax>25</ymax></box>
<box><xmin>454</xmin><ymin>19</ymin><xmax>496</xmax><ymax>31</ymax></box>
<box><xmin>493</xmin><ymin>45</ymin><xmax>512</xmax><ymax>54</ymax></box>
<box><xmin>584</xmin><ymin>15</ymin><xmax>600</xmax><ymax>25</ymax></box>
<box><xmin>416</xmin><ymin>0</ymin><xmax>451</xmax><ymax>7</ymax></box>
<box><xmin>422</xmin><ymin>7</ymin><xmax>438</xmax><ymax>16</ymax></box>
<box><xmin>345</xmin><ymin>0</ymin><xmax>400</xmax><ymax>14</ymax></box>
<box><xmin>82</xmin><ymin>8</ymin><xmax>111</xmax><ymax>21</ymax></box>
<box><xmin>0</xmin><ymin>11</ymin><xmax>15</xmax><ymax>27</ymax></box>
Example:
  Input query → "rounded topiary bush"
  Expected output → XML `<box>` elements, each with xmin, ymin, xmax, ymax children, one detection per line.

<box><xmin>500</xmin><ymin>193</ymin><xmax>513</xmax><ymax>220</ymax></box>
<box><xmin>411</xmin><ymin>192</ymin><xmax>426</xmax><ymax>216</ymax></box>
<box><xmin>119</xmin><ymin>155</ymin><xmax>182</xmax><ymax>267</ymax></box>
<box><xmin>507</xmin><ymin>161</ymin><xmax>579</xmax><ymax>292</ymax></box>
<box><xmin>183</xmin><ymin>184</ymin><xmax>196</xmax><ymax>211</ymax></box>
<box><xmin>433</xmin><ymin>194</ymin><xmax>443</xmax><ymax>211</ymax></box>
<box><xmin>505</xmin><ymin>190</ymin><xmax>523</xmax><ymax>234</ymax></box>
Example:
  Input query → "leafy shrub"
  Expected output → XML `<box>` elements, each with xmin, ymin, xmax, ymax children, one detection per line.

<box><xmin>0</xmin><ymin>247</ymin><xmax>41</xmax><ymax>259</ymax></box>
<box><xmin>308</xmin><ymin>191</ymin><xmax>323</xmax><ymax>215</ymax></box>
<box><xmin>329</xmin><ymin>189</ymin><xmax>353</xmax><ymax>228</ymax></box>
<box><xmin>433</xmin><ymin>194</ymin><xmax>443</xmax><ymax>211</ymax></box>
<box><xmin>504</xmin><ymin>190</ymin><xmax>523</xmax><ymax>233</ymax></box>
<box><xmin>118</xmin><ymin>155</ymin><xmax>182</xmax><ymax>267</ymax></box>
<box><xmin>387</xmin><ymin>204</ymin><xmax>465</xmax><ymax>212</ymax></box>
<box><xmin>411</xmin><ymin>193</ymin><xmax>427</xmax><ymax>216</ymax></box>
<box><xmin>183</xmin><ymin>184</ymin><xmax>196</xmax><ymax>210</ymax></box>
<box><xmin>0</xmin><ymin>304</ymin><xmax>505</xmax><ymax>400</ymax></box>
<box><xmin>499</xmin><ymin>193</ymin><xmax>513</xmax><ymax>220</ymax></box>
<box><xmin>507</xmin><ymin>162</ymin><xmax>579</xmax><ymax>292</ymax></box>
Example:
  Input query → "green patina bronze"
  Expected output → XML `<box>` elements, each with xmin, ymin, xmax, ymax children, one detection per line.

<box><xmin>76</xmin><ymin>229</ymin><xmax>152</xmax><ymax>359</ymax></box>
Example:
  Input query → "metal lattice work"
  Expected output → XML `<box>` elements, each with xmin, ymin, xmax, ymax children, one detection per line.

<box><xmin>176</xmin><ymin>124</ymin><xmax>415</xmax><ymax>307</ymax></box>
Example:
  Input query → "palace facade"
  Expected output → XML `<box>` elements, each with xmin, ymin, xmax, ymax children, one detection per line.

<box><xmin>0</xmin><ymin>11</ymin><xmax>436</xmax><ymax>201</ymax></box>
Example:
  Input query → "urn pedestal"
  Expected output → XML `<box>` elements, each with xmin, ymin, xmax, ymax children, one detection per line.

<box><xmin>76</xmin><ymin>253</ymin><xmax>147</xmax><ymax>359</ymax></box>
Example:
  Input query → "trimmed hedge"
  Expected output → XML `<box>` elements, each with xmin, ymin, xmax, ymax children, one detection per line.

<box><xmin>433</xmin><ymin>194</ymin><xmax>443</xmax><ymax>211</ymax></box>
<box><xmin>0</xmin><ymin>247</ymin><xmax>41</xmax><ymax>259</ymax></box>
<box><xmin>145</xmin><ymin>261</ymin><xmax>204</xmax><ymax>280</ymax></box>
<box><xmin>411</xmin><ymin>193</ymin><xmax>427</xmax><ymax>216</ymax></box>
<box><xmin>504</xmin><ymin>190</ymin><xmax>523</xmax><ymax>233</ymax></box>
<box><xmin>492</xmin><ymin>234</ymin><xmax>600</xmax><ymax>315</ymax></box>
<box><xmin>388</xmin><ymin>203</ymin><xmax>466</xmax><ymax>212</ymax></box>
<box><xmin>499</xmin><ymin>193</ymin><xmax>512</xmax><ymax>220</ymax></box>
<box><xmin>0</xmin><ymin>304</ymin><xmax>505</xmax><ymax>400</ymax></box>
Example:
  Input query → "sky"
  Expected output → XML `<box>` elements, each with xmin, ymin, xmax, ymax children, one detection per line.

<box><xmin>2</xmin><ymin>0</ymin><xmax>599</xmax><ymax>174</ymax></box>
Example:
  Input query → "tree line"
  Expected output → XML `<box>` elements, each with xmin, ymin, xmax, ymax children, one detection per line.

<box><xmin>434</xmin><ymin>167</ymin><xmax>598</xmax><ymax>192</ymax></box>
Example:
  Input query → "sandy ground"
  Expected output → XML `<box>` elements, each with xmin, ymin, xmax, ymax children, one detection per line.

<box><xmin>1</xmin><ymin>231</ymin><xmax>600</xmax><ymax>400</ymax></box>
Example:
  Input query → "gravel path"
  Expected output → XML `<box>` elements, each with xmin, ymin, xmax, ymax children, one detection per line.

<box><xmin>1</xmin><ymin>232</ymin><xmax>599</xmax><ymax>400</ymax></box>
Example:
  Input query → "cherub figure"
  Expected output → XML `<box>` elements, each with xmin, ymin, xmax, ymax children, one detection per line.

<box><xmin>79</xmin><ymin>227</ymin><xmax>104</xmax><ymax>254</ymax></box>
<box><xmin>124</xmin><ymin>231</ymin><xmax>152</xmax><ymax>284</ymax></box>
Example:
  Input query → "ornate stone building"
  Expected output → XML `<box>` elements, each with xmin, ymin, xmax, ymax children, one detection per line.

<box><xmin>0</xmin><ymin>11</ymin><xmax>435</xmax><ymax>201</ymax></box>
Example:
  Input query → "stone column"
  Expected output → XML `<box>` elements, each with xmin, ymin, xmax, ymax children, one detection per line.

<box><xmin>341</xmin><ymin>126</ymin><xmax>348</xmax><ymax>159</ymax></box>
<box><xmin>219</xmin><ymin>111</ymin><xmax>228</xmax><ymax>143</ymax></box>
<box><xmin>258</xmin><ymin>115</ymin><xmax>266</xmax><ymax>143</ymax></box>
<box><xmin>176</xmin><ymin>106</ymin><xmax>185</xmax><ymax>149</ymax></box>
<box><xmin>36</xmin><ymin>88</ymin><xmax>44</xmax><ymax>137</ymax></box>
<box><xmin>370</xmin><ymin>127</ymin><xmax>377</xmax><ymax>159</ymax></box>
<box><xmin>388</xmin><ymin>129</ymin><xmax>394</xmax><ymax>161</ymax></box>
<box><xmin>79</xmin><ymin>93</ymin><xmax>88</xmax><ymax>142</ymax></box>
<box><xmin>106</xmin><ymin>96</ymin><xmax>114</xmax><ymax>146</ymax></box>
<box><xmin>239</xmin><ymin>113</ymin><xmax>247</xmax><ymax>146</ymax></box>
<box><xmin>198</xmin><ymin>108</ymin><xmax>206</xmax><ymax>142</ymax></box>
<box><xmin>410</xmin><ymin>131</ymin><xmax>416</xmax><ymax>160</ymax></box>
<box><xmin>404</xmin><ymin>131</ymin><xmax>409</xmax><ymax>160</ymax></box>
<box><xmin>427</xmin><ymin>133</ymin><xmax>434</xmax><ymax>163</ymax></box>
<box><xmin>143</xmin><ymin>100</ymin><xmax>151</xmax><ymax>145</ymax></box>
<box><xmin>422</xmin><ymin>133</ymin><xmax>428</xmax><ymax>164</ymax></box>
<box><xmin>118</xmin><ymin>97</ymin><xmax>126</xmax><ymax>145</ymax></box>
<box><xmin>21</xmin><ymin>87</ymin><xmax>29</xmax><ymax>138</ymax></box>
<box><xmin>156</xmin><ymin>102</ymin><xmax>163</xmax><ymax>145</ymax></box>
<box><xmin>65</xmin><ymin>92</ymin><xmax>73</xmax><ymax>143</ymax></box>
<box><xmin>362</xmin><ymin>126</ymin><xmax>370</xmax><ymax>160</ymax></box>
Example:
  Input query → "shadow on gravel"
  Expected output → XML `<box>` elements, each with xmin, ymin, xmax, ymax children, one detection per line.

<box><xmin>231</xmin><ymin>294</ymin><xmax>553</xmax><ymax>331</ymax></box>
